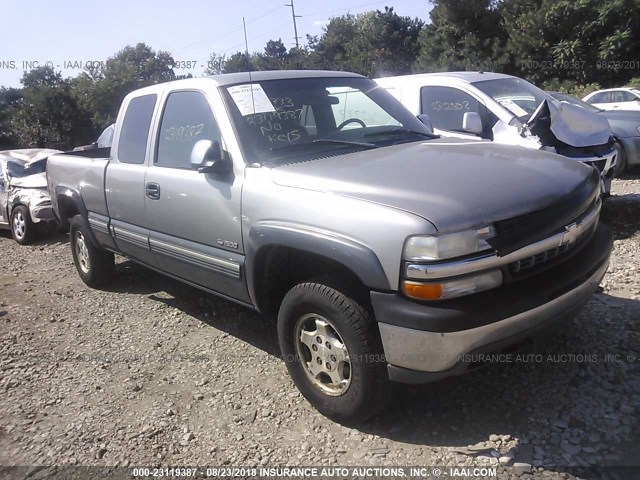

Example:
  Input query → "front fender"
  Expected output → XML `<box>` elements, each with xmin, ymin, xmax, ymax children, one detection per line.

<box><xmin>245</xmin><ymin>221</ymin><xmax>390</xmax><ymax>306</ymax></box>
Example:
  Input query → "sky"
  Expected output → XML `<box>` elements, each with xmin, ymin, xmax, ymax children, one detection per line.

<box><xmin>1</xmin><ymin>0</ymin><xmax>431</xmax><ymax>88</ymax></box>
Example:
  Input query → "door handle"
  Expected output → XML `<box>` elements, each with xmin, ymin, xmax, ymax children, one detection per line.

<box><xmin>146</xmin><ymin>182</ymin><xmax>160</xmax><ymax>200</ymax></box>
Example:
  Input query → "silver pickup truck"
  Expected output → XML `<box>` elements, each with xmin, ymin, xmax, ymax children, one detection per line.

<box><xmin>47</xmin><ymin>71</ymin><xmax>613</xmax><ymax>423</ymax></box>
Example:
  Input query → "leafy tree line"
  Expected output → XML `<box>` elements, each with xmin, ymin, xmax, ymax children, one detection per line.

<box><xmin>1</xmin><ymin>1</ymin><xmax>639</xmax><ymax>150</ymax></box>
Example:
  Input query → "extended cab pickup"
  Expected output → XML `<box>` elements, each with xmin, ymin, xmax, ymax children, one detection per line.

<box><xmin>47</xmin><ymin>71</ymin><xmax>613</xmax><ymax>423</ymax></box>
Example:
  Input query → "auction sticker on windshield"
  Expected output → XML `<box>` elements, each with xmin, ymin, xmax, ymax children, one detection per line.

<box><xmin>498</xmin><ymin>99</ymin><xmax>529</xmax><ymax>118</ymax></box>
<box><xmin>227</xmin><ymin>84</ymin><xmax>276</xmax><ymax>116</ymax></box>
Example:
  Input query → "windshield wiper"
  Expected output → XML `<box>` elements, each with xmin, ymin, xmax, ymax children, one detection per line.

<box><xmin>363</xmin><ymin>128</ymin><xmax>438</xmax><ymax>139</ymax></box>
<box><xmin>271</xmin><ymin>138</ymin><xmax>379</xmax><ymax>152</ymax></box>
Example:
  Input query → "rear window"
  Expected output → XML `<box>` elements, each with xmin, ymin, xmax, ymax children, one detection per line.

<box><xmin>117</xmin><ymin>94</ymin><xmax>157</xmax><ymax>164</ymax></box>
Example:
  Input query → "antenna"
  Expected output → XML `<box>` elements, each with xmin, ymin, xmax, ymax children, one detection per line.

<box><xmin>285</xmin><ymin>0</ymin><xmax>302</xmax><ymax>49</ymax></box>
<box><xmin>243</xmin><ymin>17</ymin><xmax>256</xmax><ymax>113</ymax></box>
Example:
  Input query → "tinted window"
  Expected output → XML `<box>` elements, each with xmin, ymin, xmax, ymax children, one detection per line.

<box><xmin>117</xmin><ymin>94</ymin><xmax>157</xmax><ymax>164</ymax></box>
<box><xmin>611</xmin><ymin>90</ymin><xmax>635</xmax><ymax>102</ymax></box>
<box><xmin>589</xmin><ymin>92</ymin><xmax>610</xmax><ymax>104</ymax></box>
<box><xmin>156</xmin><ymin>91</ymin><xmax>221</xmax><ymax>169</ymax></box>
<box><xmin>420</xmin><ymin>86</ymin><xmax>481</xmax><ymax>132</ymax></box>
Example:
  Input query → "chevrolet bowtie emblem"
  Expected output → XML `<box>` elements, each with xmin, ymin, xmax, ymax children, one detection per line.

<box><xmin>560</xmin><ymin>222</ymin><xmax>580</xmax><ymax>246</ymax></box>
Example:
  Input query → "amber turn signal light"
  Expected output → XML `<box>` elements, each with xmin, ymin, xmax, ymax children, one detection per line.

<box><xmin>402</xmin><ymin>281</ymin><xmax>443</xmax><ymax>300</ymax></box>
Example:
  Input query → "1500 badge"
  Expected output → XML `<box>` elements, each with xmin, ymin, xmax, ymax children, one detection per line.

<box><xmin>217</xmin><ymin>239</ymin><xmax>238</xmax><ymax>249</ymax></box>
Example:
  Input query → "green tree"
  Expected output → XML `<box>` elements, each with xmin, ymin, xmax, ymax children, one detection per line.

<box><xmin>502</xmin><ymin>0</ymin><xmax>640</xmax><ymax>85</ymax></box>
<box><xmin>204</xmin><ymin>53</ymin><xmax>227</xmax><ymax>75</ymax></box>
<box><xmin>0</xmin><ymin>87</ymin><xmax>22</xmax><ymax>149</ymax></box>
<box><xmin>222</xmin><ymin>52</ymin><xmax>253</xmax><ymax>73</ymax></box>
<box><xmin>75</xmin><ymin>43</ymin><xmax>176</xmax><ymax>128</ymax></box>
<box><xmin>9</xmin><ymin>67</ymin><xmax>93</xmax><ymax>149</ymax></box>
<box><xmin>416</xmin><ymin>0</ymin><xmax>510</xmax><ymax>73</ymax></box>
<box><xmin>312</xmin><ymin>7</ymin><xmax>424</xmax><ymax>76</ymax></box>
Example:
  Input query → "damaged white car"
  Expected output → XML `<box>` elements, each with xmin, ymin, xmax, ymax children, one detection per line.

<box><xmin>375</xmin><ymin>72</ymin><xmax>617</xmax><ymax>195</ymax></box>
<box><xmin>0</xmin><ymin>149</ymin><xmax>62</xmax><ymax>244</ymax></box>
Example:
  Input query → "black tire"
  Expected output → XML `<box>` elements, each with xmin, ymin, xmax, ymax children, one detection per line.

<box><xmin>613</xmin><ymin>140</ymin><xmax>627</xmax><ymax>177</ymax></box>
<box><xmin>277</xmin><ymin>280</ymin><xmax>393</xmax><ymax>424</ymax></box>
<box><xmin>69</xmin><ymin>215</ymin><xmax>114</xmax><ymax>288</ymax></box>
<box><xmin>10</xmin><ymin>205</ymin><xmax>36</xmax><ymax>245</ymax></box>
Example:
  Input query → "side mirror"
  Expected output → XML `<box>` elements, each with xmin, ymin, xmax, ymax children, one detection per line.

<box><xmin>462</xmin><ymin>112</ymin><xmax>483</xmax><ymax>135</ymax></box>
<box><xmin>416</xmin><ymin>114</ymin><xmax>434</xmax><ymax>133</ymax></box>
<box><xmin>190</xmin><ymin>139</ymin><xmax>231</xmax><ymax>175</ymax></box>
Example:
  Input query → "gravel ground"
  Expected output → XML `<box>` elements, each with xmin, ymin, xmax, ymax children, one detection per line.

<box><xmin>0</xmin><ymin>177</ymin><xmax>639</xmax><ymax>480</ymax></box>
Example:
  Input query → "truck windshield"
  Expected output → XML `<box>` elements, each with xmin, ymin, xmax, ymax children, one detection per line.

<box><xmin>473</xmin><ymin>78</ymin><xmax>553</xmax><ymax>121</ymax></box>
<box><xmin>221</xmin><ymin>77</ymin><xmax>435</xmax><ymax>165</ymax></box>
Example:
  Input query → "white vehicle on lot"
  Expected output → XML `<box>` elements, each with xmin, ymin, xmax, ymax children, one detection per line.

<box><xmin>582</xmin><ymin>87</ymin><xmax>640</xmax><ymax>111</ymax></box>
<box><xmin>0</xmin><ymin>149</ymin><xmax>61</xmax><ymax>244</ymax></box>
<box><xmin>375</xmin><ymin>72</ymin><xmax>617</xmax><ymax>194</ymax></box>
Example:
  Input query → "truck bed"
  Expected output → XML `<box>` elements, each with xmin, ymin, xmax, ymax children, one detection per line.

<box><xmin>46</xmin><ymin>150</ymin><xmax>111</xmax><ymax>218</ymax></box>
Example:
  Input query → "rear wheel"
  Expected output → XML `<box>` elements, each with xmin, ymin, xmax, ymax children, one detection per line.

<box><xmin>277</xmin><ymin>280</ymin><xmax>393</xmax><ymax>424</ymax></box>
<box><xmin>10</xmin><ymin>206</ymin><xmax>35</xmax><ymax>245</ymax></box>
<box><xmin>70</xmin><ymin>215</ymin><xmax>114</xmax><ymax>288</ymax></box>
<box><xmin>613</xmin><ymin>140</ymin><xmax>627</xmax><ymax>177</ymax></box>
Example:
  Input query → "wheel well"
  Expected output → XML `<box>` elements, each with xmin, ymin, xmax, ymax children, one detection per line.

<box><xmin>56</xmin><ymin>195</ymin><xmax>80</xmax><ymax>221</ymax></box>
<box><xmin>252</xmin><ymin>246</ymin><xmax>371</xmax><ymax>316</ymax></box>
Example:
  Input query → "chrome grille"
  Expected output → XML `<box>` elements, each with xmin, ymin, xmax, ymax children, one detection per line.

<box><xmin>509</xmin><ymin>243</ymin><xmax>573</xmax><ymax>274</ymax></box>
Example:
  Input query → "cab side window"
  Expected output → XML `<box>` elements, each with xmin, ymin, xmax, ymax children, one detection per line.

<box><xmin>156</xmin><ymin>91</ymin><xmax>221</xmax><ymax>169</ymax></box>
<box><xmin>420</xmin><ymin>86</ymin><xmax>494</xmax><ymax>138</ymax></box>
<box><xmin>421</xmin><ymin>86</ymin><xmax>480</xmax><ymax>133</ymax></box>
<box><xmin>118</xmin><ymin>94</ymin><xmax>157</xmax><ymax>164</ymax></box>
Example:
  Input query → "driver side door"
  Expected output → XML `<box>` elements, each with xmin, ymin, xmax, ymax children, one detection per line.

<box><xmin>144</xmin><ymin>89</ymin><xmax>247</xmax><ymax>301</ymax></box>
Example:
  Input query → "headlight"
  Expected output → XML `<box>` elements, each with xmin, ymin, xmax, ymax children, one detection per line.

<box><xmin>404</xmin><ymin>226</ymin><xmax>495</xmax><ymax>261</ymax></box>
<box><xmin>402</xmin><ymin>270</ymin><xmax>503</xmax><ymax>300</ymax></box>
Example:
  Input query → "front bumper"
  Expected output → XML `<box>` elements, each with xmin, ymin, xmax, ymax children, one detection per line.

<box><xmin>372</xmin><ymin>223</ymin><xmax>613</xmax><ymax>383</ymax></box>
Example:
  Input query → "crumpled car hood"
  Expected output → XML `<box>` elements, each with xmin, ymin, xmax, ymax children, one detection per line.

<box><xmin>9</xmin><ymin>172</ymin><xmax>47</xmax><ymax>189</ymax></box>
<box><xmin>527</xmin><ymin>99</ymin><xmax>611</xmax><ymax>147</ymax></box>
<box><xmin>271</xmin><ymin>138</ymin><xmax>594</xmax><ymax>232</ymax></box>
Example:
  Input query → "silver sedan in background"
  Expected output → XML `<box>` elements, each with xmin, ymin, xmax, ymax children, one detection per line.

<box><xmin>550</xmin><ymin>92</ymin><xmax>640</xmax><ymax>175</ymax></box>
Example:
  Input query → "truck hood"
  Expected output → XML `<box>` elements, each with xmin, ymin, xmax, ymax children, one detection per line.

<box><xmin>270</xmin><ymin>138</ymin><xmax>595</xmax><ymax>232</ymax></box>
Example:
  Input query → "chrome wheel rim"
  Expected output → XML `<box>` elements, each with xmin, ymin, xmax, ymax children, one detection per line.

<box><xmin>12</xmin><ymin>211</ymin><xmax>25</xmax><ymax>239</ymax></box>
<box><xmin>75</xmin><ymin>232</ymin><xmax>90</xmax><ymax>274</ymax></box>
<box><xmin>294</xmin><ymin>313</ymin><xmax>351</xmax><ymax>396</ymax></box>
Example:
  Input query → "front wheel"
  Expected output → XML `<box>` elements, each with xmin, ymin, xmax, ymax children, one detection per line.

<box><xmin>11</xmin><ymin>205</ymin><xmax>36</xmax><ymax>245</ymax></box>
<box><xmin>70</xmin><ymin>215</ymin><xmax>114</xmax><ymax>288</ymax></box>
<box><xmin>277</xmin><ymin>281</ymin><xmax>393</xmax><ymax>424</ymax></box>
